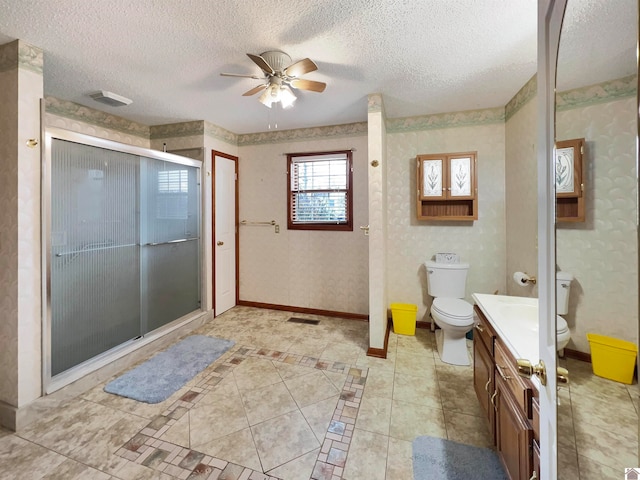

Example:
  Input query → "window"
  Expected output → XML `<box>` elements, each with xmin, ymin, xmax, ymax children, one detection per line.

<box><xmin>157</xmin><ymin>169</ymin><xmax>189</xmax><ymax>219</ymax></box>
<box><xmin>287</xmin><ymin>150</ymin><xmax>353</xmax><ymax>231</ymax></box>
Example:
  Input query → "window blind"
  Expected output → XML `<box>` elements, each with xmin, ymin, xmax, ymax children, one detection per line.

<box><xmin>290</xmin><ymin>153</ymin><xmax>349</xmax><ymax>224</ymax></box>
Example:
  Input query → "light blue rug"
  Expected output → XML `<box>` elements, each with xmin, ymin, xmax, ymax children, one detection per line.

<box><xmin>104</xmin><ymin>335</ymin><xmax>235</xmax><ymax>403</ymax></box>
<box><xmin>412</xmin><ymin>436</ymin><xmax>508</xmax><ymax>480</ymax></box>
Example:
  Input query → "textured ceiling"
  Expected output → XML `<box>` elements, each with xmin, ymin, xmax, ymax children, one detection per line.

<box><xmin>0</xmin><ymin>0</ymin><xmax>635</xmax><ymax>134</ymax></box>
<box><xmin>557</xmin><ymin>0</ymin><xmax>637</xmax><ymax>91</ymax></box>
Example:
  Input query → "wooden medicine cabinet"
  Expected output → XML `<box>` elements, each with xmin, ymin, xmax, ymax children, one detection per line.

<box><xmin>555</xmin><ymin>138</ymin><xmax>585</xmax><ymax>222</ymax></box>
<box><xmin>416</xmin><ymin>151</ymin><xmax>478</xmax><ymax>221</ymax></box>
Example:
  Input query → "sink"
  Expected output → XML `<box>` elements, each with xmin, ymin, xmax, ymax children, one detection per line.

<box><xmin>498</xmin><ymin>304</ymin><xmax>538</xmax><ymax>333</ymax></box>
<box><xmin>472</xmin><ymin>293</ymin><xmax>540</xmax><ymax>362</ymax></box>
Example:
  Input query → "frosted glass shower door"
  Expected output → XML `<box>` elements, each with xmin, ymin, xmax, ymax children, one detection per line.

<box><xmin>50</xmin><ymin>139</ymin><xmax>141</xmax><ymax>376</ymax></box>
<box><xmin>49</xmin><ymin>135</ymin><xmax>202</xmax><ymax>381</ymax></box>
<box><xmin>140</xmin><ymin>158</ymin><xmax>200</xmax><ymax>333</ymax></box>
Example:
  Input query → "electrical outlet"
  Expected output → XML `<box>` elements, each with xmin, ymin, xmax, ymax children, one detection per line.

<box><xmin>275</xmin><ymin>225</ymin><xmax>280</xmax><ymax>233</ymax></box>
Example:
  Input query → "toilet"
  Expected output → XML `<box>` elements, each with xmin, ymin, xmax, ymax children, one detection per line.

<box><xmin>556</xmin><ymin>272</ymin><xmax>573</xmax><ymax>352</ymax></box>
<box><xmin>425</xmin><ymin>260</ymin><xmax>474</xmax><ymax>365</ymax></box>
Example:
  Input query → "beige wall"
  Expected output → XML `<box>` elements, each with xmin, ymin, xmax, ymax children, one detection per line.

<box><xmin>505</xmin><ymin>82</ymin><xmax>538</xmax><ymax>298</ymax></box>
<box><xmin>237</xmin><ymin>132</ymin><xmax>369</xmax><ymax>315</ymax></box>
<box><xmin>556</xmin><ymin>95</ymin><xmax>638</xmax><ymax>352</ymax></box>
<box><xmin>385</xmin><ymin>119</ymin><xmax>507</xmax><ymax>322</ymax></box>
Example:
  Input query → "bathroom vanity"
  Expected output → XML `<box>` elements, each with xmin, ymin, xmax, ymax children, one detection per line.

<box><xmin>472</xmin><ymin>294</ymin><xmax>540</xmax><ymax>480</ymax></box>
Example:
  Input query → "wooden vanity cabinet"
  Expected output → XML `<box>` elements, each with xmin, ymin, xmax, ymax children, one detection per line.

<box><xmin>473</xmin><ymin>307</ymin><xmax>537</xmax><ymax>480</ymax></box>
<box><xmin>495</xmin><ymin>373</ymin><xmax>534</xmax><ymax>480</ymax></box>
<box><xmin>472</xmin><ymin>305</ymin><xmax>496</xmax><ymax>442</ymax></box>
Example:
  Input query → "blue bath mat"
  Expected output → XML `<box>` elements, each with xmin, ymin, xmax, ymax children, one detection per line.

<box><xmin>413</xmin><ymin>436</ymin><xmax>507</xmax><ymax>480</ymax></box>
<box><xmin>104</xmin><ymin>335</ymin><xmax>235</xmax><ymax>403</ymax></box>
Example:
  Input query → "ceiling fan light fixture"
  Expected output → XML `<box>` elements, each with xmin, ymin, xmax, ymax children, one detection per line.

<box><xmin>279</xmin><ymin>85</ymin><xmax>297</xmax><ymax>109</ymax></box>
<box><xmin>258</xmin><ymin>87</ymin><xmax>274</xmax><ymax>108</ymax></box>
<box><xmin>257</xmin><ymin>83</ymin><xmax>297</xmax><ymax>109</ymax></box>
<box><xmin>222</xmin><ymin>50</ymin><xmax>326</xmax><ymax>110</ymax></box>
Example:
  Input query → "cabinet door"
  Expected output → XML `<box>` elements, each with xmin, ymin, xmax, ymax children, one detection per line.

<box><xmin>555</xmin><ymin>138</ymin><xmax>584</xmax><ymax>198</ymax></box>
<box><xmin>418</xmin><ymin>155</ymin><xmax>447</xmax><ymax>200</ymax></box>
<box><xmin>473</xmin><ymin>336</ymin><xmax>495</xmax><ymax>443</ymax></box>
<box><xmin>495</xmin><ymin>374</ymin><xmax>533</xmax><ymax>480</ymax></box>
<box><xmin>532</xmin><ymin>440</ymin><xmax>540</xmax><ymax>480</ymax></box>
<box><xmin>447</xmin><ymin>154</ymin><xmax>475</xmax><ymax>200</ymax></box>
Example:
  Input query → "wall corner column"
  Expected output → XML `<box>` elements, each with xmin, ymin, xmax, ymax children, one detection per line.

<box><xmin>366</xmin><ymin>93</ymin><xmax>389</xmax><ymax>353</ymax></box>
<box><xmin>0</xmin><ymin>39</ymin><xmax>44</xmax><ymax>430</ymax></box>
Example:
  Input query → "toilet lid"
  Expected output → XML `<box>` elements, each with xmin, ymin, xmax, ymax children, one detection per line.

<box><xmin>557</xmin><ymin>316</ymin><xmax>568</xmax><ymax>333</ymax></box>
<box><xmin>432</xmin><ymin>298</ymin><xmax>473</xmax><ymax>320</ymax></box>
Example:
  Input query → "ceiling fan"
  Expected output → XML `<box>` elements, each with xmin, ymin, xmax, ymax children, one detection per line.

<box><xmin>221</xmin><ymin>51</ymin><xmax>326</xmax><ymax>108</ymax></box>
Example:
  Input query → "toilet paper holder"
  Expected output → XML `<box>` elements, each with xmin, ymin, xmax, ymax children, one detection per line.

<box><xmin>513</xmin><ymin>271</ymin><xmax>537</xmax><ymax>286</ymax></box>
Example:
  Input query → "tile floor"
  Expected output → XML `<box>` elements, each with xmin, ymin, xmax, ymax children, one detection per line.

<box><xmin>558</xmin><ymin>357</ymin><xmax>639</xmax><ymax>479</ymax></box>
<box><xmin>0</xmin><ymin>306</ymin><xmax>637</xmax><ymax>479</ymax></box>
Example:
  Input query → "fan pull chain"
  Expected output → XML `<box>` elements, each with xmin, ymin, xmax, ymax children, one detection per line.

<box><xmin>268</xmin><ymin>104</ymin><xmax>279</xmax><ymax>130</ymax></box>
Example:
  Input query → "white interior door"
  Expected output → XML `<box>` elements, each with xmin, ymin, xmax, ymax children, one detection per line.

<box><xmin>537</xmin><ymin>1</ymin><xmax>566</xmax><ymax>478</ymax></box>
<box><xmin>214</xmin><ymin>153</ymin><xmax>237</xmax><ymax>315</ymax></box>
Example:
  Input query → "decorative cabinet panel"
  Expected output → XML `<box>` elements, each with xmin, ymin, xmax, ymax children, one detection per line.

<box><xmin>473</xmin><ymin>327</ymin><xmax>495</xmax><ymax>443</ymax></box>
<box><xmin>555</xmin><ymin>138</ymin><xmax>585</xmax><ymax>222</ymax></box>
<box><xmin>495</xmin><ymin>373</ymin><xmax>534</xmax><ymax>480</ymax></box>
<box><xmin>417</xmin><ymin>152</ymin><xmax>478</xmax><ymax>220</ymax></box>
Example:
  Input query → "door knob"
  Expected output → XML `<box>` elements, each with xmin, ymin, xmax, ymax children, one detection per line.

<box><xmin>359</xmin><ymin>225</ymin><xmax>369</xmax><ymax>235</ymax></box>
<box><xmin>217</xmin><ymin>241</ymin><xmax>224</xmax><ymax>246</ymax></box>
<box><xmin>517</xmin><ymin>359</ymin><xmax>547</xmax><ymax>386</ymax></box>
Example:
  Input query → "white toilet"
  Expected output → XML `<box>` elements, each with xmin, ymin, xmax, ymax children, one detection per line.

<box><xmin>556</xmin><ymin>272</ymin><xmax>573</xmax><ymax>352</ymax></box>
<box><xmin>425</xmin><ymin>260</ymin><xmax>474</xmax><ymax>365</ymax></box>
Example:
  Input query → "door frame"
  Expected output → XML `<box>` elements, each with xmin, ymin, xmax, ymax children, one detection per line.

<box><xmin>212</xmin><ymin>150</ymin><xmax>239</xmax><ymax>315</ymax></box>
<box><xmin>537</xmin><ymin>0</ymin><xmax>565</xmax><ymax>478</ymax></box>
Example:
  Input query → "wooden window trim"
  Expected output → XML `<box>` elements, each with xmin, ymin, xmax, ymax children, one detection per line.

<box><xmin>287</xmin><ymin>150</ymin><xmax>354</xmax><ymax>231</ymax></box>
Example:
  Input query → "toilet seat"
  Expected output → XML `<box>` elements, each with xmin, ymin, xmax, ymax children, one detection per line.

<box><xmin>557</xmin><ymin>316</ymin><xmax>569</xmax><ymax>334</ymax></box>
<box><xmin>431</xmin><ymin>298</ymin><xmax>474</xmax><ymax>326</ymax></box>
<box><xmin>556</xmin><ymin>316</ymin><xmax>571</xmax><ymax>351</ymax></box>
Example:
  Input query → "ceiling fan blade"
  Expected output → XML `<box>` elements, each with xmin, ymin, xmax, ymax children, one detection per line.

<box><xmin>220</xmin><ymin>72</ymin><xmax>262</xmax><ymax>79</ymax></box>
<box><xmin>290</xmin><ymin>78</ymin><xmax>326</xmax><ymax>93</ymax></box>
<box><xmin>284</xmin><ymin>58</ymin><xmax>318</xmax><ymax>77</ymax></box>
<box><xmin>242</xmin><ymin>84</ymin><xmax>268</xmax><ymax>96</ymax></box>
<box><xmin>247</xmin><ymin>53</ymin><xmax>274</xmax><ymax>75</ymax></box>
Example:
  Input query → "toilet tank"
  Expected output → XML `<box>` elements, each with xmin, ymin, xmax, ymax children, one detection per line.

<box><xmin>556</xmin><ymin>272</ymin><xmax>573</xmax><ymax>315</ymax></box>
<box><xmin>425</xmin><ymin>260</ymin><xmax>469</xmax><ymax>298</ymax></box>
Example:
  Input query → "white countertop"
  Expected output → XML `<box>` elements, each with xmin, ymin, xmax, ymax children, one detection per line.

<box><xmin>472</xmin><ymin>293</ymin><xmax>540</xmax><ymax>364</ymax></box>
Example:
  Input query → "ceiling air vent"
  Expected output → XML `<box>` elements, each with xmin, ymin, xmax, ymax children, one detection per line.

<box><xmin>89</xmin><ymin>90</ymin><xmax>132</xmax><ymax>107</ymax></box>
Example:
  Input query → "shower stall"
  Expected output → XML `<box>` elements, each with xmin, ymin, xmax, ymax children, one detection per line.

<box><xmin>43</xmin><ymin>129</ymin><xmax>202</xmax><ymax>391</ymax></box>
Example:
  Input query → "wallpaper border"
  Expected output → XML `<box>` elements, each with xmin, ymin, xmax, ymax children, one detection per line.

<box><xmin>368</xmin><ymin>93</ymin><xmax>384</xmax><ymax>113</ymax></box>
<box><xmin>386</xmin><ymin>106</ymin><xmax>505</xmax><ymax>133</ymax></box>
<box><xmin>149</xmin><ymin>121</ymin><xmax>203</xmax><ymax>139</ymax></box>
<box><xmin>556</xmin><ymin>75</ymin><xmax>637</xmax><ymax>111</ymax></box>
<box><xmin>237</xmin><ymin>122</ymin><xmax>368</xmax><ymax>146</ymax></box>
<box><xmin>45</xmin><ymin>96</ymin><xmax>150</xmax><ymax>139</ymax></box>
<box><xmin>0</xmin><ymin>40</ymin><xmax>43</xmax><ymax>75</ymax></box>
<box><xmin>204</xmin><ymin>121</ymin><xmax>238</xmax><ymax>146</ymax></box>
<box><xmin>505</xmin><ymin>75</ymin><xmax>537</xmax><ymax>121</ymax></box>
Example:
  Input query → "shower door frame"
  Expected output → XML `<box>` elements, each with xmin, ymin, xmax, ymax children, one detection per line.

<box><xmin>42</xmin><ymin>128</ymin><xmax>205</xmax><ymax>394</ymax></box>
